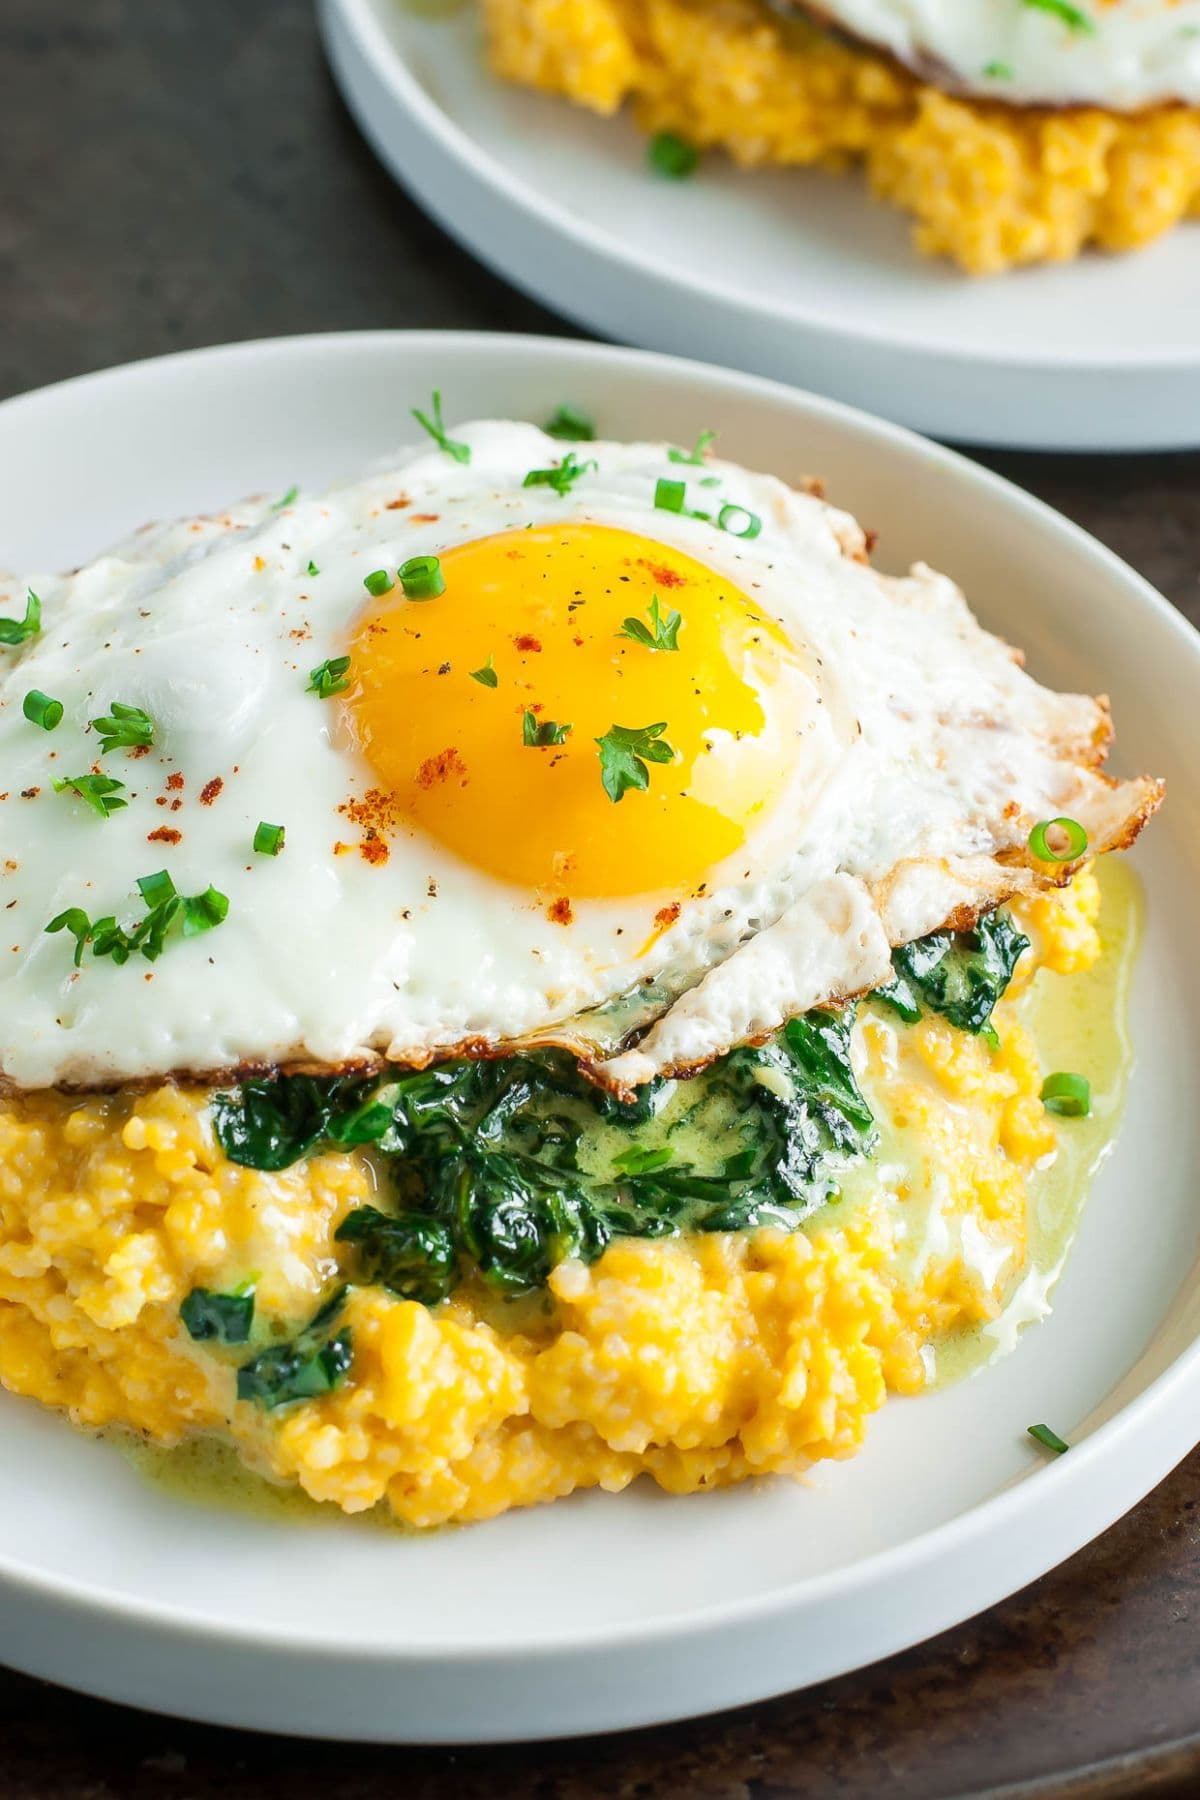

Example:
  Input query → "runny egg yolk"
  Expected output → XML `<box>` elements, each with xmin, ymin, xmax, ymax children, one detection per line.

<box><xmin>347</xmin><ymin>524</ymin><xmax>799</xmax><ymax>898</ymax></box>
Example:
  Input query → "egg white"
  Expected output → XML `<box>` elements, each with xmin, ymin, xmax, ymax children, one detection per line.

<box><xmin>0</xmin><ymin>421</ymin><xmax>1159</xmax><ymax>1091</ymax></box>
<box><xmin>785</xmin><ymin>0</ymin><xmax>1200</xmax><ymax>108</ymax></box>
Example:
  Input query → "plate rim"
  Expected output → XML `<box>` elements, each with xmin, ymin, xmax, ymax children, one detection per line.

<box><xmin>321</xmin><ymin>0</ymin><xmax>1200</xmax><ymax>376</ymax></box>
<box><xmin>2</xmin><ymin>328</ymin><xmax>1199</xmax><ymax>1738</ymax></box>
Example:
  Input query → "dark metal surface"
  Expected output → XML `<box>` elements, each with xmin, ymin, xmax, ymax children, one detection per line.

<box><xmin>2</xmin><ymin>3</ymin><xmax>1199</xmax><ymax>1794</ymax></box>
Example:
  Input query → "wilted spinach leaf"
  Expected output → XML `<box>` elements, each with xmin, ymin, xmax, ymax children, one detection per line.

<box><xmin>875</xmin><ymin>909</ymin><xmax>1029</xmax><ymax>1041</ymax></box>
<box><xmin>180</xmin><ymin>1286</ymin><xmax>255</xmax><ymax>1345</ymax></box>
<box><xmin>334</xmin><ymin>1205</ymin><xmax>457</xmax><ymax>1305</ymax></box>
<box><xmin>213</xmin><ymin>1075</ymin><xmax>365</xmax><ymax>1171</ymax></box>
<box><xmin>235</xmin><ymin>1288</ymin><xmax>353</xmax><ymax>1409</ymax></box>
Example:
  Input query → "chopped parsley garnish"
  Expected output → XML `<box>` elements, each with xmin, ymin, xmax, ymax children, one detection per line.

<box><xmin>307</xmin><ymin>655</ymin><xmax>351</xmax><ymax>698</ymax></box>
<box><xmin>363</xmin><ymin>568</ymin><xmax>395</xmax><ymax>598</ymax></box>
<box><xmin>1027</xmin><ymin>1422</ymin><xmax>1070</xmax><ymax>1454</ymax></box>
<box><xmin>618</xmin><ymin>594</ymin><xmax>681</xmax><ymax>652</ymax></box>
<box><xmin>181</xmin><ymin>1286</ymin><xmax>255</xmax><ymax>1344</ymax></box>
<box><xmin>523</xmin><ymin>709</ymin><xmax>572</xmax><ymax>747</ymax></box>
<box><xmin>398</xmin><ymin>554</ymin><xmax>445</xmax><ymax>600</ymax></box>
<box><xmin>875</xmin><ymin>909</ymin><xmax>1028</xmax><ymax>1045</ymax></box>
<box><xmin>0</xmin><ymin>589</ymin><xmax>41</xmax><ymax>647</ymax></box>
<box><xmin>654</xmin><ymin>477</ymin><xmax>687</xmax><ymax>514</ymax></box>
<box><xmin>717</xmin><ymin>503</ymin><xmax>762</xmax><ymax>540</ymax></box>
<box><xmin>522</xmin><ymin>451</ymin><xmax>597</xmax><ymax>497</ymax></box>
<box><xmin>412</xmin><ymin>389</ymin><xmax>470</xmax><ymax>464</ymax></box>
<box><xmin>52</xmin><ymin>771</ymin><xmax>128</xmax><ymax>819</ymax></box>
<box><xmin>1022</xmin><ymin>0</ymin><xmax>1094</xmax><ymax>30</ymax></box>
<box><xmin>47</xmin><ymin>870</ymin><xmax>229</xmax><ymax>968</ymax></box>
<box><xmin>23</xmin><ymin>690</ymin><xmax>63</xmax><ymax>731</ymax></box>
<box><xmin>180</xmin><ymin>883</ymin><xmax>230</xmax><ymax>936</ymax></box>
<box><xmin>668</xmin><ymin>429</ymin><xmax>716</xmax><ymax>466</ymax></box>
<box><xmin>648</xmin><ymin>130</ymin><xmax>700</xmax><ymax>179</ymax></box>
<box><xmin>271</xmin><ymin>484</ymin><xmax>299</xmax><ymax>511</ymax></box>
<box><xmin>306</xmin><ymin>559</ymin><xmax>320</xmax><ymax>577</ymax></box>
<box><xmin>1041</xmin><ymin>1071</ymin><xmax>1091</xmax><ymax>1117</ymax></box>
<box><xmin>90</xmin><ymin>700</ymin><xmax>155</xmax><ymax>755</ymax></box>
<box><xmin>542</xmin><ymin>404</ymin><xmax>596</xmax><ymax>442</ymax></box>
<box><xmin>596</xmin><ymin>720</ymin><xmax>675</xmax><ymax>803</ymax></box>
<box><xmin>470</xmin><ymin>654</ymin><xmax>498</xmax><ymax>688</ymax></box>
<box><xmin>43</xmin><ymin>908</ymin><xmax>95</xmax><ymax>968</ymax></box>
<box><xmin>254</xmin><ymin>821</ymin><xmax>286</xmax><ymax>857</ymax></box>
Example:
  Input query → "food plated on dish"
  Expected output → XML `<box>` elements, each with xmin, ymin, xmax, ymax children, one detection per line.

<box><xmin>0</xmin><ymin>399</ymin><xmax>1161</xmax><ymax>1530</ymax></box>
<box><xmin>482</xmin><ymin>0</ymin><xmax>1200</xmax><ymax>273</ymax></box>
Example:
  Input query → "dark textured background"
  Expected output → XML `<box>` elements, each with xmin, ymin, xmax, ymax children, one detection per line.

<box><xmin>3</xmin><ymin>3</ymin><xmax>1200</xmax><ymax>1795</ymax></box>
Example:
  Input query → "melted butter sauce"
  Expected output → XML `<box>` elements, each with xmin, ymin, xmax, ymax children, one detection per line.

<box><xmin>119</xmin><ymin>1433</ymin><xmax>407</xmax><ymax>1532</ymax></box>
<box><xmin>120</xmin><ymin>861</ymin><xmax>1141</xmax><ymax>1519</ymax></box>
<box><xmin>927</xmin><ymin>858</ymin><xmax>1141</xmax><ymax>1386</ymax></box>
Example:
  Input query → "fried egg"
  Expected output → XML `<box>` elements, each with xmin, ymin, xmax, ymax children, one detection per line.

<box><xmin>779</xmin><ymin>0</ymin><xmax>1200</xmax><ymax>107</ymax></box>
<box><xmin>0</xmin><ymin>418</ymin><xmax>1160</xmax><ymax>1092</ymax></box>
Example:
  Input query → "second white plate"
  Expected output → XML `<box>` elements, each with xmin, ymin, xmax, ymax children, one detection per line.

<box><xmin>320</xmin><ymin>0</ymin><xmax>1200</xmax><ymax>451</ymax></box>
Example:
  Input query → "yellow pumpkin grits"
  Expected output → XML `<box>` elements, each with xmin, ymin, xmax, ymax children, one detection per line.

<box><xmin>0</xmin><ymin>864</ymin><xmax>1140</xmax><ymax>1528</ymax></box>
<box><xmin>480</xmin><ymin>0</ymin><xmax>1200</xmax><ymax>273</ymax></box>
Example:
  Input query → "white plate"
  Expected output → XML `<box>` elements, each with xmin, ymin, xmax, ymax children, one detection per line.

<box><xmin>1</xmin><ymin>330</ymin><xmax>1198</xmax><ymax>1744</ymax></box>
<box><xmin>318</xmin><ymin>0</ymin><xmax>1200</xmax><ymax>452</ymax></box>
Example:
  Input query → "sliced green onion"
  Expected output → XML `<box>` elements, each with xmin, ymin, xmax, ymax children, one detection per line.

<box><xmin>271</xmin><ymin>484</ymin><xmax>299</xmax><ymax>511</ymax></box>
<box><xmin>307</xmin><ymin>656</ymin><xmax>351</xmax><ymax>699</ymax></box>
<box><xmin>1041</xmin><ymin>1071</ymin><xmax>1091</xmax><ymax>1117</ymax></box>
<box><xmin>362</xmin><ymin>568</ymin><xmax>395</xmax><ymax>598</ymax></box>
<box><xmin>717</xmin><ymin>503</ymin><xmax>762</xmax><ymax>540</ymax></box>
<box><xmin>23</xmin><ymin>690</ymin><xmax>63</xmax><ymax>731</ymax></box>
<box><xmin>470</xmin><ymin>654</ymin><xmax>498</xmax><ymax>688</ymax></box>
<box><xmin>1028</xmin><ymin>816</ymin><xmax>1088</xmax><ymax>862</ymax></box>
<box><xmin>648</xmin><ymin>131</ymin><xmax>699</xmax><ymax>179</ymax></box>
<box><xmin>654</xmin><ymin>478</ymin><xmax>686</xmax><ymax>514</ymax></box>
<box><xmin>307</xmin><ymin>560</ymin><xmax>320</xmax><ymax>577</ymax></box>
<box><xmin>984</xmin><ymin>59</ymin><xmax>1014</xmax><ymax>76</ymax></box>
<box><xmin>542</xmin><ymin>404</ymin><xmax>595</xmax><ymax>442</ymax></box>
<box><xmin>254</xmin><ymin>821</ymin><xmax>286</xmax><ymax>857</ymax></box>
<box><xmin>398</xmin><ymin>555</ymin><xmax>445</xmax><ymax>600</ymax></box>
<box><xmin>1027</xmin><ymin>1422</ymin><xmax>1069</xmax><ymax>1455</ymax></box>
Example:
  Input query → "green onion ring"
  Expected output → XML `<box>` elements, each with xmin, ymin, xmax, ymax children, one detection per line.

<box><xmin>23</xmin><ymin>689</ymin><xmax>63</xmax><ymax>731</ymax></box>
<box><xmin>1041</xmin><ymin>1071</ymin><xmax>1091</xmax><ymax>1117</ymax></box>
<box><xmin>717</xmin><ymin>503</ymin><xmax>763</xmax><ymax>540</ymax></box>
<box><xmin>254</xmin><ymin>822</ymin><xmax>286</xmax><ymax>857</ymax></box>
<box><xmin>398</xmin><ymin>555</ymin><xmax>446</xmax><ymax>600</ymax></box>
<box><xmin>1028</xmin><ymin>816</ymin><xmax>1088</xmax><ymax>862</ymax></box>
